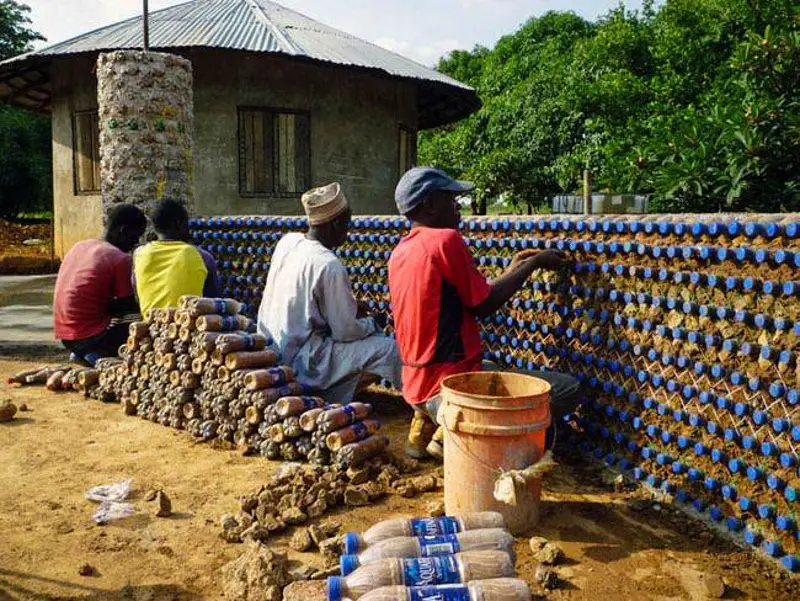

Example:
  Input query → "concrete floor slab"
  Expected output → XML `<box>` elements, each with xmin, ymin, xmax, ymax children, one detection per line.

<box><xmin>0</xmin><ymin>275</ymin><xmax>59</xmax><ymax>355</ymax></box>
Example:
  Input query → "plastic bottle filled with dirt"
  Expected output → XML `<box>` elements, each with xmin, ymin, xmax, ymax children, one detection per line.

<box><xmin>341</xmin><ymin>528</ymin><xmax>515</xmax><ymax>571</ymax></box>
<box><xmin>343</xmin><ymin>513</ymin><xmax>506</xmax><ymax>553</ymax></box>
<box><xmin>350</xmin><ymin>579</ymin><xmax>532</xmax><ymax>601</ymax></box>
<box><xmin>330</xmin><ymin>550</ymin><xmax>515</xmax><ymax>598</ymax></box>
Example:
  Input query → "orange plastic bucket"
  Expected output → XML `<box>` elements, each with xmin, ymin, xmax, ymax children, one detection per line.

<box><xmin>440</xmin><ymin>371</ymin><xmax>551</xmax><ymax>534</ymax></box>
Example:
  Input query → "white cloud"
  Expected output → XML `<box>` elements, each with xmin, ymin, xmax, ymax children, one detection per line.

<box><xmin>374</xmin><ymin>36</ymin><xmax>461</xmax><ymax>66</ymax></box>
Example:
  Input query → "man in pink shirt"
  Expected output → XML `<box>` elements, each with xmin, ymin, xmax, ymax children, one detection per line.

<box><xmin>53</xmin><ymin>204</ymin><xmax>147</xmax><ymax>362</ymax></box>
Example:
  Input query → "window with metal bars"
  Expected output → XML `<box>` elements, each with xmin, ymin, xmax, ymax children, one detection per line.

<box><xmin>73</xmin><ymin>110</ymin><xmax>100</xmax><ymax>194</ymax></box>
<box><xmin>238</xmin><ymin>107</ymin><xmax>311</xmax><ymax>197</ymax></box>
<box><xmin>398</xmin><ymin>125</ymin><xmax>417</xmax><ymax>177</ymax></box>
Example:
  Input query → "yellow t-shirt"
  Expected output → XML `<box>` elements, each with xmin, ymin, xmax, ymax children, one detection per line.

<box><xmin>133</xmin><ymin>241</ymin><xmax>208</xmax><ymax>318</ymax></box>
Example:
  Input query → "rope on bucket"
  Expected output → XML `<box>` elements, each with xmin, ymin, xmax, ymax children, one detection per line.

<box><xmin>493</xmin><ymin>450</ymin><xmax>557</xmax><ymax>506</ymax></box>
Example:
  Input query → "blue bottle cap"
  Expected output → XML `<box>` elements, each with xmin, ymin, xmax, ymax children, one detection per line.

<box><xmin>339</xmin><ymin>555</ymin><xmax>360</xmax><ymax>576</ymax></box>
<box><xmin>327</xmin><ymin>577</ymin><xmax>344</xmax><ymax>601</ymax></box>
<box><xmin>743</xmin><ymin>529</ymin><xmax>760</xmax><ymax>545</ymax></box>
<box><xmin>342</xmin><ymin>533</ymin><xmax>361</xmax><ymax>555</ymax></box>
<box><xmin>762</xmin><ymin>540</ymin><xmax>782</xmax><ymax>558</ymax></box>
<box><xmin>780</xmin><ymin>555</ymin><xmax>800</xmax><ymax>573</ymax></box>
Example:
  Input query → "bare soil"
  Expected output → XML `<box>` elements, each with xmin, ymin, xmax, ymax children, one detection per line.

<box><xmin>0</xmin><ymin>357</ymin><xmax>798</xmax><ymax>601</ymax></box>
<box><xmin>0</xmin><ymin>220</ymin><xmax>57</xmax><ymax>275</ymax></box>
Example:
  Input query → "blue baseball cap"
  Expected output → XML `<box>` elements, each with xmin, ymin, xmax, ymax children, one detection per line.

<box><xmin>394</xmin><ymin>167</ymin><xmax>474</xmax><ymax>215</ymax></box>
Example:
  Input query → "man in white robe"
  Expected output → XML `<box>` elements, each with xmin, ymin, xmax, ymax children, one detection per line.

<box><xmin>257</xmin><ymin>182</ymin><xmax>402</xmax><ymax>402</ymax></box>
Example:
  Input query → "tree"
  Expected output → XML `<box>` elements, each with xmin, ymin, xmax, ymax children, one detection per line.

<box><xmin>419</xmin><ymin>0</ymin><xmax>800</xmax><ymax>214</ymax></box>
<box><xmin>0</xmin><ymin>0</ymin><xmax>50</xmax><ymax>219</ymax></box>
<box><xmin>0</xmin><ymin>0</ymin><xmax>43</xmax><ymax>60</ymax></box>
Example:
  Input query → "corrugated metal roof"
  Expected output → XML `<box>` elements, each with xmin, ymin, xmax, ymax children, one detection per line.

<box><xmin>0</xmin><ymin>0</ymin><xmax>480</xmax><ymax>126</ymax></box>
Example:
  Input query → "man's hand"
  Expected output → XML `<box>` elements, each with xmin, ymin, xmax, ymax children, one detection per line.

<box><xmin>372</xmin><ymin>312</ymin><xmax>388</xmax><ymax>330</ymax></box>
<box><xmin>509</xmin><ymin>249</ymin><xmax>540</xmax><ymax>272</ymax></box>
<box><xmin>509</xmin><ymin>249</ymin><xmax>568</xmax><ymax>272</ymax></box>
<box><xmin>357</xmin><ymin>301</ymin><xmax>371</xmax><ymax>318</ymax></box>
<box><xmin>530</xmin><ymin>249</ymin><xmax>568</xmax><ymax>271</ymax></box>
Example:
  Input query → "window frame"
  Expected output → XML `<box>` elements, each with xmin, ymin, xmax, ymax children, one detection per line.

<box><xmin>72</xmin><ymin>109</ymin><xmax>101</xmax><ymax>195</ymax></box>
<box><xmin>398</xmin><ymin>124</ymin><xmax>418</xmax><ymax>179</ymax></box>
<box><xmin>237</xmin><ymin>106</ymin><xmax>311</xmax><ymax>198</ymax></box>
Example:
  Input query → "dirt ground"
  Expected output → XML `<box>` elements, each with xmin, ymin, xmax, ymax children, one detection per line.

<box><xmin>0</xmin><ymin>220</ymin><xmax>57</xmax><ymax>275</ymax></box>
<box><xmin>1</xmin><ymin>356</ymin><xmax>798</xmax><ymax>601</ymax></box>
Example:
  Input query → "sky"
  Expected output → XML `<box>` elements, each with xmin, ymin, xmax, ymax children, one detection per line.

<box><xmin>24</xmin><ymin>0</ymin><xmax>643</xmax><ymax>66</ymax></box>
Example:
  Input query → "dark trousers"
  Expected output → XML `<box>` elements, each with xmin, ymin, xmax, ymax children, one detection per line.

<box><xmin>61</xmin><ymin>323</ymin><xmax>129</xmax><ymax>359</ymax></box>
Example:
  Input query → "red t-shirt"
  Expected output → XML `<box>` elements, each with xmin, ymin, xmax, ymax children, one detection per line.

<box><xmin>388</xmin><ymin>227</ymin><xmax>492</xmax><ymax>404</ymax></box>
<box><xmin>53</xmin><ymin>239</ymin><xmax>133</xmax><ymax>341</ymax></box>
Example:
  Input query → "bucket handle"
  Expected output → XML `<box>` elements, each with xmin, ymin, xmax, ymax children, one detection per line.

<box><xmin>443</xmin><ymin>405</ymin><xmax>551</xmax><ymax>437</ymax></box>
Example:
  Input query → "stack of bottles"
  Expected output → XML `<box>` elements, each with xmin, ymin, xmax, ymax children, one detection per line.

<box><xmin>327</xmin><ymin>512</ymin><xmax>532</xmax><ymax>601</ymax></box>
<box><xmin>190</xmin><ymin>215</ymin><xmax>800</xmax><ymax>572</ymax></box>
<box><xmin>10</xmin><ymin>294</ymin><xmax>388</xmax><ymax>469</ymax></box>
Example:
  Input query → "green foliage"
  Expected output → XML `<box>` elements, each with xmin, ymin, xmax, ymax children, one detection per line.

<box><xmin>0</xmin><ymin>0</ymin><xmax>43</xmax><ymax>60</ymax></box>
<box><xmin>419</xmin><ymin>0</ymin><xmax>800</xmax><ymax>213</ymax></box>
<box><xmin>0</xmin><ymin>1</ymin><xmax>50</xmax><ymax>218</ymax></box>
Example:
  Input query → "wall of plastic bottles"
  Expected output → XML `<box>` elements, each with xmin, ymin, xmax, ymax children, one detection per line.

<box><xmin>190</xmin><ymin>214</ymin><xmax>800</xmax><ymax>573</ymax></box>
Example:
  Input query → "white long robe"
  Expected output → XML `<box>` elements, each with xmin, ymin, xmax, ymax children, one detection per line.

<box><xmin>257</xmin><ymin>233</ymin><xmax>402</xmax><ymax>402</ymax></box>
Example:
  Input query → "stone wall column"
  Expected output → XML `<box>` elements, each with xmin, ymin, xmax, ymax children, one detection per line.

<box><xmin>97</xmin><ymin>50</ymin><xmax>194</xmax><ymax>229</ymax></box>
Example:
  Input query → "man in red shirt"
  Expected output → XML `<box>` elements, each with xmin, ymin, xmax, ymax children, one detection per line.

<box><xmin>388</xmin><ymin>167</ymin><xmax>581</xmax><ymax>458</ymax></box>
<box><xmin>53</xmin><ymin>204</ymin><xmax>147</xmax><ymax>363</ymax></box>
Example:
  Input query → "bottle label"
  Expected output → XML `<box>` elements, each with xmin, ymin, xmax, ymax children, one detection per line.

<box><xmin>350</xmin><ymin>421</ymin><xmax>368</xmax><ymax>439</ymax></box>
<box><xmin>342</xmin><ymin>405</ymin><xmax>356</xmax><ymax>424</ymax></box>
<box><xmin>403</xmin><ymin>557</ymin><xmax>461</xmax><ymax>586</ymax></box>
<box><xmin>213</xmin><ymin>299</ymin><xmax>226</xmax><ymax>314</ymax></box>
<box><xmin>221</xmin><ymin>316</ymin><xmax>237</xmax><ymax>330</ymax></box>
<box><xmin>243</xmin><ymin>334</ymin><xmax>255</xmax><ymax>350</ymax></box>
<box><xmin>300</xmin><ymin>396</ymin><xmax>318</xmax><ymax>410</ymax></box>
<box><xmin>408</xmin><ymin>585</ymin><xmax>470</xmax><ymax>601</ymax></box>
<box><xmin>419</xmin><ymin>535</ymin><xmax>461</xmax><ymax>557</ymax></box>
<box><xmin>410</xmin><ymin>517</ymin><xmax>460</xmax><ymax>537</ymax></box>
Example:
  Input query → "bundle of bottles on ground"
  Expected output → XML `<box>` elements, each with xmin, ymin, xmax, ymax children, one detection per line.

<box><xmin>190</xmin><ymin>215</ymin><xmax>800</xmax><ymax>572</ymax></box>
<box><xmin>325</xmin><ymin>511</ymin><xmax>538</xmax><ymax>601</ymax></box>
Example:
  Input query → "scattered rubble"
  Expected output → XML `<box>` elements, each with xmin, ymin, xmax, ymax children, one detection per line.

<box><xmin>222</xmin><ymin>455</ymin><xmax>421</xmax><ymax>544</ymax></box>
<box><xmin>18</xmin><ymin>403</ymin><xmax>28</xmax><ymax>412</ymax></box>
<box><xmin>221</xmin><ymin>543</ymin><xmax>290</xmax><ymax>601</ymax></box>
<box><xmin>144</xmin><ymin>489</ymin><xmax>158</xmax><ymax>502</ymax></box>
<box><xmin>319</xmin><ymin>537</ymin><xmax>343</xmax><ymax>568</ymax></box>
<box><xmin>155</xmin><ymin>490</ymin><xmax>172</xmax><ymax>517</ymax></box>
<box><xmin>427</xmin><ymin>500</ymin><xmax>445</xmax><ymax>517</ymax></box>
<box><xmin>0</xmin><ymin>400</ymin><xmax>18</xmax><ymax>422</ymax></box>
<box><xmin>78</xmin><ymin>563</ymin><xmax>97</xmax><ymax>577</ymax></box>
<box><xmin>535</xmin><ymin>564</ymin><xmax>558</xmax><ymax>590</ymax></box>
<box><xmin>289</xmin><ymin>528</ymin><xmax>313</xmax><ymax>552</ymax></box>
<box><xmin>702</xmin><ymin>573</ymin><xmax>726</xmax><ymax>598</ymax></box>
<box><xmin>288</xmin><ymin>562</ymin><xmax>317</xmax><ymax>581</ymax></box>
<box><xmin>283</xmin><ymin>580</ymin><xmax>326</xmax><ymax>601</ymax></box>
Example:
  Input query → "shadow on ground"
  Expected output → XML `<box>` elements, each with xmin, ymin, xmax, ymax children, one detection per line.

<box><xmin>0</xmin><ymin>569</ymin><xmax>202</xmax><ymax>601</ymax></box>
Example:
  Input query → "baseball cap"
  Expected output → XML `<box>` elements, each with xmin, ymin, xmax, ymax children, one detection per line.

<box><xmin>394</xmin><ymin>167</ymin><xmax>474</xmax><ymax>215</ymax></box>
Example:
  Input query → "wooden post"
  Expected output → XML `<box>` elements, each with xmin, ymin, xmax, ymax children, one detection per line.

<box><xmin>143</xmin><ymin>0</ymin><xmax>150</xmax><ymax>51</ymax></box>
<box><xmin>583</xmin><ymin>169</ymin><xmax>592</xmax><ymax>216</ymax></box>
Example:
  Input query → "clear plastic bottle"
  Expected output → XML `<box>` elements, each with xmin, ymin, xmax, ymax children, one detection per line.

<box><xmin>340</xmin><ymin>528</ymin><xmax>515</xmax><ymax>572</ymax></box>
<box><xmin>353</xmin><ymin>578</ymin><xmax>531</xmax><ymax>601</ymax></box>
<box><xmin>329</xmin><ymin>551</ymin><xmax>514</xmax><ymax>599</ymax></box>
<box><xmin>343</xmin><ymin>512</ymin><xmax>506</xmax><ymax>553</ymax></box>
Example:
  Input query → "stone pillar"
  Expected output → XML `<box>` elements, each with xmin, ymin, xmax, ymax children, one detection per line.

<box><xmin>97</xmin><ymin>50</ymin><xmax>194</xmax><ymax>230</ymax></box>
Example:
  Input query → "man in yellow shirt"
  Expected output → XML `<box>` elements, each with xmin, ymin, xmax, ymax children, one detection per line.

<box><xmin>133</xmin><ymin>199</ymin><xmax>220</xmax><ymax>318</ymax></box>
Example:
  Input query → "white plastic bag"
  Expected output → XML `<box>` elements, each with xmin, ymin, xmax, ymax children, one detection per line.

<box><xmin>92</xmin><ymin>501</ymin><xmax>135</xmax><ymax>524</ymax></box>
<box><xmin>85</xmin><ymin>479</ymin><xmax>135</xmax><ymax>523</ymax></box>
<box><xmin>85</xmin><ymin>479</ymin><xmax>133</xmax><ymax>503</ymax></box>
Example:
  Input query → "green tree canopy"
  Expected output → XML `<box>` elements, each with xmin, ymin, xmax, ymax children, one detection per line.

<box><xmin>0</xmin><ymin>0</ymin><xmax>50</xmax><ymax>219</ymax></box>
<box><xmin>420</xmin><ymin>0</ymin><xmax>800</xmax><ymax>213</ymax></box>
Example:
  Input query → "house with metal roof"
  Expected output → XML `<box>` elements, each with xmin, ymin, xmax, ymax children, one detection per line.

<box><xmin>0</xmin><ymin>0</ymin><xmax>479</xmax><ymax>256</ymax></box>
